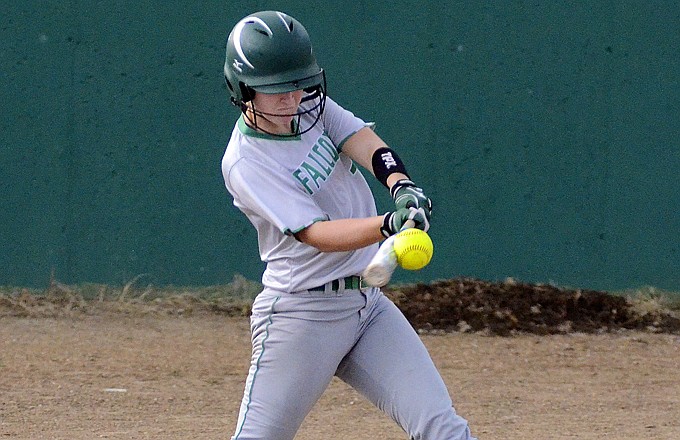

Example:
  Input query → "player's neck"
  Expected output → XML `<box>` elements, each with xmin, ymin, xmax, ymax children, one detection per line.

<box><xmin>245</xmin><ymin>109</ymin><xmax>295</xmax><ymax>135</ymax></box>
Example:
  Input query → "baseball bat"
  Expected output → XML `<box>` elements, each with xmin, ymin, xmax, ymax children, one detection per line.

<box><xmin>361</xmin><ymin>220</ymin><xmax>415</xmax><ymax>287</ymax></box>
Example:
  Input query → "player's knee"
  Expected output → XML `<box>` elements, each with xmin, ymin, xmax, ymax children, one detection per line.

<box><xmin>409</xmin><ymin>406</ymin><xmax>476</xmax><ymax>440</ymax></box>
<box><xmin>231</xmin><ymin>424</ymin><xmax>297</xmax><ymax>440</ymax></box>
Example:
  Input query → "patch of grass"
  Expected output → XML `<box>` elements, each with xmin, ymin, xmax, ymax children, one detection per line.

<box><xmin>0</xmin><ymin>274</ymin><xmax>263</xmax><ymax>318</ymax></box>
<box><xmin>4</xmin><ymin>276</ymin><xmax>680</xmax><ymax>334</ymax></box>
<box><xmin>618</xmin><ymin>286</ymin><xmax>680</xmax><ymax>318</ymax></box>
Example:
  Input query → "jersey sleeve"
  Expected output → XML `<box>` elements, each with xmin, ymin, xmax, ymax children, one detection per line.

<box><xmin>321</xmin><ymin>96</ymin><xmax>370</xmax><ymax>150</ymax></box>
<box><xmin>226</xmin><ymin>157</ymin><xmax>327</xmax><ymax>235</ymax></box>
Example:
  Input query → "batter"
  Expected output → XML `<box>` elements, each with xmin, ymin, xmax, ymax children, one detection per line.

<box><xmin>221</xmin><ymin>11</ymin><xmax>477</xmax><ymax>440</ymax></box>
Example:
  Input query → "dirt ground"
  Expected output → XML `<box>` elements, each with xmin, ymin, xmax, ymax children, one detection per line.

<box><xmin>1</xmin><ymin>279</ymin><xmax>680</xmax><ymax>439</ymax></box>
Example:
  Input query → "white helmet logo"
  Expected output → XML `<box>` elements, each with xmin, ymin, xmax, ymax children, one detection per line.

<box><xmin>233</xmin><ymin>16</ymin><xmax>273</xmax><ymax>70</ymax></box>
<box><xmin>233</xmin><ymin>59</ymin><xmax>244</xmax><ymax>73</ymax></box>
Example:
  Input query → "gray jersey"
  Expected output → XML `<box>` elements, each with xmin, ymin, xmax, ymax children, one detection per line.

<box><xmin>221</xmin><ymin>96</ymin><xmax>378</xmax><ymax>292</ymax></box>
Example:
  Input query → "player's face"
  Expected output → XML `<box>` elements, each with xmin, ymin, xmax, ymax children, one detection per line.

<box><xmin>248</xmin><ymin>90</ymin><xmax>305</xmax><ymax>134</ymax></box>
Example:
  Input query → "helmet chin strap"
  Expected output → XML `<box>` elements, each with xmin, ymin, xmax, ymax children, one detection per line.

<box><xmin>243</xmin><ymin>108</ymin><xmax>300</xmax><ymax>136</ymax></box>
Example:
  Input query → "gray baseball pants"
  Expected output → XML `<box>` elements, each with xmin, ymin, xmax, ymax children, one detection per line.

<box><xmin>231</xmin><ymin>285</ymin><xmax>476</xmax><ymax>440</ymax></box>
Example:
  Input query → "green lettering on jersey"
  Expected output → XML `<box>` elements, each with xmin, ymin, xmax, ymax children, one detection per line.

<box><xmin>292</xmin><ymin>135</ymin><xmax>341</xmax><ymax>195</ymax></box>
<box><xmin>349</xmin><ymin>161</ymin><xmax>358</xmax><ymax>174</ymax></box>
<box><xmin>300</xmin><ymin>161</ymin><xmax>326</xmax><ymax>189</ymax></box>
<box><xmin>293</xmin><ymin>169</ymin><xmax>314</xmax><ymax>195</ymax></box>
<box><xmin>307</xmin><ymin>151</ymin><xmax>333</xmax><ymax>175</ymax></box>
<box><xmin>311</xmin><ymin>144</ymin><xmax>335</xmax><ymax>169</ymax></box>
<box><xmin>317</xmin><ymin>137</ymin><xmax>340</xmax><ymax>161</ymax></box>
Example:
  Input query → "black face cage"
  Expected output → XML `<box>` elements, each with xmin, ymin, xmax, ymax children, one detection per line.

<box><xmin>234</xmin><ymin>73</ymin><xmax>327</xmax><ymax>137</ymax></box>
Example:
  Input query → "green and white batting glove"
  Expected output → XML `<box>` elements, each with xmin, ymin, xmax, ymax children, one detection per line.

<box><xmin>390</xmin><ymin>179</ymin><xmax>433</xmax><ymax>219</ymax></box>
<box><xmin>380</xmin><ymin>207</ymin><xmax>430</xmax><ymax>238</ymax></box>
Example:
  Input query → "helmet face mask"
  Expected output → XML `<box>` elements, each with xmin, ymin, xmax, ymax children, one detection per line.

<box><xmin>224</xmin><ymin>11</ymin><xmax>327</xmax><ymax>136</ymax></box>
<box><xmin>244</xmin><ymin>74</ymin><xmax>327</xmax><ymax>137</ymax></box>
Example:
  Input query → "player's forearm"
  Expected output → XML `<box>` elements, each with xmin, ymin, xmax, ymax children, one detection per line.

<box><xmin>342</xmin><ymin>128</ymin><xmax>409</xmax><ymax>190</ymax></box>
<box><xmin>295</xmin><ymin>217</ymin><xmax>385</xmax><ymax>252</ymax></box>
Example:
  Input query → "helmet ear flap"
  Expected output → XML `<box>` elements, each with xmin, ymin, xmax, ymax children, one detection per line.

<box><xmin>224</xmin><ymin>76</ymin><xmax>240</xmax><ymax>107</ymax></box>
<box><xmin>225</xmin><ymin>74</ymin><xmax>256</xmax><ymax>109</ymax></box>
<box><xmin>240</xmin><ymin>83</ymin><xmax>256</xmax><ymax>103</ymax></box>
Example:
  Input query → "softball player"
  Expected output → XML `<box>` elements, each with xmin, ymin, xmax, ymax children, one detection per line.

<box><xmin>221</xmin><ymin>11</ymin><xmax>477</xmax><ymax>440</ymax></box>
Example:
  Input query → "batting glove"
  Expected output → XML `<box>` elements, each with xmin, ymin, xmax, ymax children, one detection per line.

<box><xmin>380</xmin><ymin>207</ymin><xmax>430</xmax><ymax>238</ymax></box>
<box><xmin>390</xmin><ymin>179</ymin><xmax>433</xmax><ymax>219</ymax></box>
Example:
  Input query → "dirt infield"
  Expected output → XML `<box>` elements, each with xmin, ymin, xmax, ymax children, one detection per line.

<box><xmin>2</xmin><ymin>314</ymin><xmax>680</xmax><ymax>439</ymax></box>
<box><xmin>1</xmin><ymin>279</ymin><xmax>680</xmax><ymax>439</ymax></box>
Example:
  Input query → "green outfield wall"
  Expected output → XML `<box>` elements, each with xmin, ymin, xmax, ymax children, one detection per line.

<box><xmin>2</xmin><ymin>2</ymin><xmax>678</xmax><ymax>290</ymax></box>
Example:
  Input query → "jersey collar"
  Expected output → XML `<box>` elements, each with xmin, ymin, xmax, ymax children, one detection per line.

<box><xmin>237</xmin><ymin>115</ymin><xmax>302</xmax><ymax>141</ymax></box>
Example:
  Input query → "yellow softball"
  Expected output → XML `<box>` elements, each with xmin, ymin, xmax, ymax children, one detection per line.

<box><xmin>393</xmin><ymin>228</ymin><xmax>434</xmax><ymax>270</ymax></box>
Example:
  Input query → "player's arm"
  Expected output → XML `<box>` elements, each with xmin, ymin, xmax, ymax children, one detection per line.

<box><xmin>342</xmin><ymin>127</ymin><xmax>433</xmax><ymax>219</ymax></box>
<box><xmin>295</xmin><ymin>216</ymin><xmax>384</xmax><ymax>252</ymax></box>
<box><xmin>341</xmin><ymin>127</ymin><xmax>408</xmax><ymax>188</ymax></box>
<box><xmin>295</xmin><ymin>209</ymin><xmax>429</xmax><ymax>252</ymax></box>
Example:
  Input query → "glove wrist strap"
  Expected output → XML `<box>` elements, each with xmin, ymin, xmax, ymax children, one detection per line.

<box><xmin>389</xmin><ymin>178</ymin><xmax>417</xmax><ymax>199</ymax></box>
<box><xmin>380</xmin><ymin>213</ymin><xmax>394</xmax><ymax>238</ymax></box>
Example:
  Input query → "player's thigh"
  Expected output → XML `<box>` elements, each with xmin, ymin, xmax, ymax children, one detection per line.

<box><xmin>239</xmin><ymin>293</ymin><xmax>359</xmax><ymax>435</ymax></box>
<box><xmin>336</xmin><ymin>295</ymin><xmax>452</xmax><ymax>411</ymax></box>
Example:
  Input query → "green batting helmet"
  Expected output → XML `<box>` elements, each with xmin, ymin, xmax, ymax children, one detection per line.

<box><xmin>224</xmin><ymin>11</ymin><xmax>325</xmax><ymax>107</ymax></box>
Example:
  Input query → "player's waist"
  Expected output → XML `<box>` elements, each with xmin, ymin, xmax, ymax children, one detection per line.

<box><xmin>308</xmin><ymin>275</ymin><xmax>363</xmax><ymax>292</ymax></box>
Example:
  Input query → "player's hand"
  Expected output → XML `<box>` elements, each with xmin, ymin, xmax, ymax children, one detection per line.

<box><xmin>390</xmin><ymin>179</ymin><xmax>432</xmax><ymax>219</ymax></box>
<box><xmin>380</xmin><ymin>207</ymin><xmax>430</xmax><ymax>238</ymax></box>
